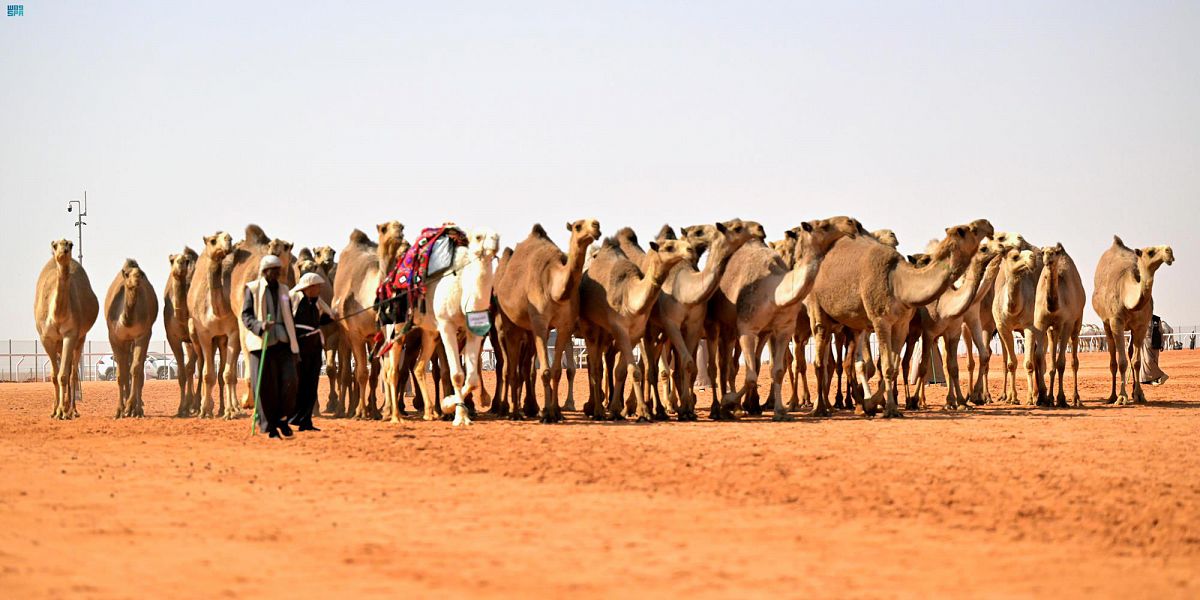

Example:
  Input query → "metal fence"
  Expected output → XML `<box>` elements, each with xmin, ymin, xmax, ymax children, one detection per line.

<box><xmin>2</xmin><ymin>330</ymin><xmax>1195</xmax><ymax>383</ymax></box>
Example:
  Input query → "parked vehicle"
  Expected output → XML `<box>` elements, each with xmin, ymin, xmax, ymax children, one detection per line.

<box><xmin>96</xmin><ymin>353</ymin><xmax>179</xmax><ymax>381</ymax></box>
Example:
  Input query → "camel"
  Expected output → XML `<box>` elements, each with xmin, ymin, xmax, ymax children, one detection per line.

<box><xmin>187</xmin><ymin>231</ymin><xmax>240</xmax><ymax>418</ymax></box>
<box><xmin>1092</xmin><ymin>236</ymin><xmax>1175</xmax><ymax>405</ymax></box>
<box><xmin>642</xmin><ymin>220</ymin><xmax>753</xmax><ymax>421</ymax></box>
<box><xmin>1034</xmin><ymin>243</ymin><xmax>1086</xmax><ymax>407</ymax></box>
<box><xmin>578</xmin><ymin>235</ymin><xmax>693</xmax><ymax>421</ymax></box>
<box><xmin>387</xmin><ymin>227</ymin><xmax>500</xmax><ymax>425</ymax></box>
<box><xmin>165</xmin><ymin>247</ymin><xmax>200</xmax><ymax>417</ymax></box>
<box><xmin>331</xmin><ymin>222</ymin><xmax>407</xmax><ymax>419</ymax></box>
<box><xmin>494</xmin><ymin>219</ymin><xmax>601</xmax><ymax>422</ymax></box>
<box><xmin>902</xmin><ymin>244</ymin><xmax>1000</xmax><ymax>410</ymax></box>
<box><xmin>708</xmin><ymin>216</ymin><xmax>864</xmax><ymax>421</ymax></box>
<box><xmin>992</xmin><ymin>247</ymin><xmax>1046</xmax><ymax>406</ymax></box>
<box><xmin>34</xmin><ymin>239</ymin><xmax>99</xmax><ymax>420</ymax></box>
<box><xmin>104</xmin><ymin>259</ymin><xmax>159</xmax><ymax>418</ymax></box>
<box><xmin>808</xmin><ymin>219</ymin><xmax>993</xmax><ymax>418</ymax></box>
<box><xmin>312</xmin><ymin>245</ymin><xmax>345</xmax><ymax>413</ymax></box>
<box><xmin>960</xmin><ymin>232</ymin><xmax>1032</xmax><ymax>405</ymax></box>
<box><xmin>227</xmin><ymin>225</ymin><xmax>295</xmax><ymax>411</ymax></box>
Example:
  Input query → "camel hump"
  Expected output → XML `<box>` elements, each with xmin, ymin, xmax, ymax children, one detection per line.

<box><xmin>182</xmin><ymin>246</ymin><xmax>198</xmax><ymax>261</ymax></box>
<box><xmin>501</xmin><ymin>247</ymin><xmax>514</xmax><ymax>260</ymax></box>
<box><xmin>616</xmin><ymin>226</ymin><xmax>638</xmax><ymax>244</ymax></box>
<box><xmin>656</xmin><ymin>224</ymin><xmax>676</xmax><ymax>241</ymax></box>
<box><xmin>245</xmin><ymin>224</ymin><xmax>270</xmax><ymax>245</ymax></box>
<box><xmin>1112</xmin><ymin>235</ymin><xmax>1127</xmax><ymax>249</ymax></box>
<box><xmin>297</xmin><ymin>247</ymin><xmax>314</xmax><ymax>261</ymax></box>
<box><xmin>349</xmin><ymin>229</ymin><xmax>376</xmax><ymax>247</ymax></box>
<box><xmin>121</xmin><ymin>258</ymin><xmax>140</xmax><ymax>271</ymax></box>
<box><xmin>529</xmin><ymin>223</ymin><xmax>549</xmax><ymax>239</ymax></box>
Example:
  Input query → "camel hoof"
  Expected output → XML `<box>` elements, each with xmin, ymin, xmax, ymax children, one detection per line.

<box><xmin>539</xmin><ymin>411</ymin><xmax>562</xmax><ymax>424</ymax></box>
<box><xmin>772</xmin><ymin>411</ymin><xmax>794</xmax><ymax>422</ymax></box>
<box><xmin>635</xmin><ymin>415</ymin><xmax>651</xmax><ymax>423</ymax></box>
<box><xmin>508</xmin><ymin>412</ymin><xmax>525</xmax><ymax>421</ymax></box>
<box><xmin>905</xmin><ymin>397</ymin><xmax>920</xmax><ymax>411</ymax></box>
<box><xmin>562</xmin><ymin>401</ymin><xmax>577</xmax><ymax>412</ymax></box>
<box><xmin>942</xmin><ymin>403</ymin><xmax>957</xmax><ymax>412</ymax></box>
<box><xmin>883</xmin><ymin>408</ymin><xmax>904</xmax><ymax>419</ymax></box>
<box><xmin>1072</xmin><ymin>397</ymin><xmax>1082</xmax><ymax>408</ymax></box>
<box><xmin>808</xmin><ymin>405</ymin><xmax>832</xmax><ymax>418</ymax></box>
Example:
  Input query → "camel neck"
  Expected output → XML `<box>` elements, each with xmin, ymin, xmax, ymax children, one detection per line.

<box><xmin>461</xmin><ymin>253</ymin><xmax>496</xmax><ymax>312</ymax></box>
<box><xmin>167</xmin><ymin>275</ymin><xmax>190</xmax><ymax>321</ymax></box>
<box><xmin>892</xmin><ymin>253</ymin><xmax>957</xmax><ymax>307</ymax></box>
<box><xmin>1122</xmin><ymin>261</ymin><xmax>1155</xmax><ymax>312</ymax></box>
<box><xmin>52</xmin><ymin>261</ymin><xmax>71</xmax><ymax>322</ymax></box>
<box><xmin>1041</xmin><ymin>261</ymin><xmax>1061</xmax><ymax>313</ymax></box>
<box><xmin>207</xmin><ymin>257</ymin><xmax>228</xmax><ymax>318</ymax></box>
<box><xmin>938</xmin><ymin>254</ymin><xmax>993</xmax><ymax>318</ymax></box>
<box><xmin>1004</xmin><ymin>269</ymin><xmax>1027</xmax><ymax>315</ymax></box>
<box><xmin>629</xmin><ymin>253</ymin><xmax>667</xmax><ymax>314</ymax></box>
<box><xmin>773</xmin><ymin>242</ymin><xmax>823</xmax><ymax>308</ymax></box>
<box><xmin>550</xmin><ymin>238</ymin><xmax>589</xmax><ymax>303</ymax></box>
<box><xmin>120</xmin><ymin>283</ymin><xmax>138</xmax><ymax>326</ymax></box>
<box><xmin>676</xmin><ymin>239</ymin><xmax>736</xmax><ymax>306</ymax></box>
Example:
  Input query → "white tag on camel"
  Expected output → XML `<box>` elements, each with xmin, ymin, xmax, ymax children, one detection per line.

<box><xmin>465</xmin><ymin>310</ymin><xmax>491</xmax><ymax>336</ymax></box>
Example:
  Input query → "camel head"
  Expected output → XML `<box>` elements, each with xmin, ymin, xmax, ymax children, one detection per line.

<box><xmin>266</xmin><ymin>238</ymin><xmax>294</xmax><ymax>270</ymax></box>
<box><xmin>168</xmin><ymin>250</ymin><xmax>194</xmax><ymax>281</ymax></box>
<box><xmin>120</xmin><ymin>259</ymin><xmax>144</xmax><ymax>292</ymax></box>
<box><xmin>203</xmin><ymin>231</ymin><xmax>233</xmax><ymax>261</ymax></box>
<box><xmin>314</xmin><ymin>246</ymin><xmax>336</xmax><ymax>273</ymax></box>
<box><xmin>295</xmin><ymin>257</ymin><xmax>320</xmax><ymax>276</ymax></box>
<box><xmin>931</xmin><ymin>219</ymin><xmax>993</xmax><ymax>276</ymax></box>
<box><xmin>1040</xmin><ymin>242</ymin><xmax>1068</xmax><ymax>271</ymax></box>
<box><xmin>1001</xmin><ymin>248</ymin><xmax>1037</xmax><ymax>277</ymax></box>
<box><xmin>907</xmin><ymin>253</ymin><xmax>932</xmax><ymax>268</ymax></box>
<box><xmin>468</xmin><ymin>227</ymin><xmax>501</xmax><ymax>261</ymax></box>
<box><xmin>567</xmin><ymin>218</ymin><xmax>602</xmax><ymax>248</ymax></box>
<box><xmin>376</xmin><ymin>221</ymin><xmax>406</xmax><ymax>260</ymax></box>
<box><xmin>989</xmin><ymin>231</ymin><xmax>1034</xmax><ymax>253</ymax></box>
<box><xmin>793</xmin><ymin>216</ymin><xmax>863</xmax><ymax>257</ymax></box>
<box><xmin>870</xmin><ymin>229</ymin><xmax>899</xmax><ymax>248</ymax></box>
<box><xmin>683</xmin><ymin>219</ymin><xmax>753</xmax><ymax>260</ymax></box>
<box><xmin>1136</xmin><ymin>244</ymin><xmax>1175</xmax><ymax>273</ymax></box>
<box><xmin>744</xmin><ymin>221</ymin><xmax>767</xmax><ymax>241</ymax></box>
<box><xmin>646</xmin><ymin>238</ymin><xmax>694</xmax><ymax>273</ymax></box>
<box><xmin>50</xmin><ymin>239</ymin><xmax>74</xmax><ymax>266</ymax></box>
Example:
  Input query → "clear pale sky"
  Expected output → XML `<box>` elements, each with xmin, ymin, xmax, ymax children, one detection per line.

<box><xmin>2</xmin><ymin>1</ymin><xmax>1197</xmax><ymax>342</ymax></box>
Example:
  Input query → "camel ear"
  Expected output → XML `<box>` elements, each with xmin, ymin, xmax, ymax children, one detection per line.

<box><xmin>801</xmin><ymin>221</ymin><xmax>814</xmax><ymax>233</ymax></box>
<box><xmin>51</xmin><ymin>241</ymin><xmax>57</xmax><ymax>252</ymax></box>
<box><xmin>566</xmin><ymin>221</ymin><xmax>574</xmax><ymax>232</ymax></box>
<box><xmin>1135</xmin><ymin>248</ymin><xmax>1142</xmax><ymax>257</ymax></box>
<box><xmin>1056</xmin><ymin>242</ymin><xmax>1064</xmax><ymax>252</ymax></box>
<box><xmin>785</xmin><ymin>229</ymin><xmax>799</xmax><ymax>240</ymax></box>
<box><xmin>648</xmin><ymin>241</ymin><xmax>660</xmax><ymax>252</ymax></box>
<box><xmin>376</xmin><ymin>223</ymin><xmax>388</xmax><ymax>236</ymax></box>
<box><xmin>168</xmin><ymin>254</ymin><xmax>178</xmax><ymax>264</ymax></box>
<box><xmin>715</xmin><ymin>222</ymin><xmax>727</xmax><ymax>234</ymax></box>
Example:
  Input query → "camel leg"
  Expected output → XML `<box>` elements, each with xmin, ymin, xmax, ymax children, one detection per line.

<box><xmin>1130</xmin><ymin>323</ymin><xmax>1148</xmax><ymax>404</ymax></box>
<box><xmin>198</xmin><ymin>336</ymin><xmax>218</xmax><ymax>418</ymax></box>
<box><xmin>1070</xmin><ymin>329</ymin><xmax>1081</xmax><ymax>407</ymax></box>
<box><xmin>852</xmin><ymin>334</ymin><xmax>879</xmax><ymax>416</ymax></box>
<box><xmin>113</xmin><ymin>342</ymin><xmax>132</xmax><ymax>419</ymax></box>
<box><xmin>997</xmin><ymin>329</ymin><xmax>1018</xmax><ymax>405</ymax></box>
<box><xmin>1021</xmin><ymin>328</ymin><xmax>1043</xmax><ymax>406</ymax></box>
<box><xmin>502</xmin><ymin>333</ymin><xmax>524</xmax><ymax>420</ymax></box>
<box><xmin>488</xmin><ymin>325</ymin><xmax>506</xmax><ymax>415</ymax></box>
<box><xmin>169</xmin><ymin>337</ymin><xmax>189</xmax><ymax>417</ymax></box>
<box><xmin>561</xmin><ymin>336</ymin><xmax>577</xmax><ymax>412</ymax></box>
<box><xmin>719</xmin><ymin>332</ymin><xmax>760</xmax><ymax>420</ymax></box>
<box><xmin>809</xmin><ymin>320</ymin><xmax>834</xmax><ymax>417</ymax></box>
<box><xmin>531</xmin><ymin>326</ymin><xmax>564</xmax><ymax>424</ymax></box>
<box><xmin>56</xmin><ymin>336</ymin><xmax>80</xmax><ymax>420</ymax></box>
<box><xmin>437</xmin><ymin>322</ymin><xmax>474</xmax><ymax>426</ymax></box>
<box><xmin>45</xmin><ymin>338</ymin><xmax>63</xmax><ymax>419</ymax></box>
<box><xmin>1052</xmin><ymin>328</ymin><xmax>1068</xmax><ymax>407</ymax></box>
<box><xmin>605</xmin><ymin>331</ymin><xmax>639</xmax><ymax>421</ymax></box>
<box><xmin>130</xmin><ymin>338</ymin><xmax>149</xmax><ymax>417</ymax></box>
<box><xmin>940</xmin><ymin>334</ymin><xmax>965</xmax><ymax>409</ymax></box>
<box><xmin>408</xmin><ymin>333</ymin><xmax>439</xmax><ymax>422</ymax></box>
<box><xmin>768</xmin><ymin>335</ymin><xmax>794</xmax><ymax>421</ymax></box>
<box><xmin>641</xmin><ymin>333</ymin><xmax>665</xmax><ymax>420</ymax></box>
<box><xmin>350</xmin><ymin>339</ymin><xmax>373</xmax><ymax>419</ymax></box>
<box><xmin>783</xmin><ymin>341</ymin><xmax>798</xmax><ymax>411</ymax></box>
<box><xmin>705</xmin><ymin>336</ymin><xmax>722</xmax><ymax>418</ymax></box>
<box><xmin>1102</xmin><ymin>322</ymin><xmax>1118</xmax><ymax>403</ymax></box>
<box><xmin>69</xmin><ymin>342</ymin><xmax>84</xmax><ymax>418</ymax></box>
<box><xmin>873</xmin><ymin>325</ymin><xmax>902</xmax><ymax>419</ymax></box>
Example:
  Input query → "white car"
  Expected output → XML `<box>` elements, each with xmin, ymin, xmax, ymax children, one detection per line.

<box><xmin>96</xmin><ymin>353</ymin><xmax>178</xmax><ymax>381</ymax></box>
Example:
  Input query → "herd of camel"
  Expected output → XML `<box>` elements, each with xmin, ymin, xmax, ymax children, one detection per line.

<box><xmin>32</xmin><ymin>216</ymin><xmax>1175</xmax><ymax>424</ymax></box>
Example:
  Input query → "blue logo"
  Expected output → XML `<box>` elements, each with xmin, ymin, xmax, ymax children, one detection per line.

<box><xmin>6</xmin><ymin>4</ymin><xmax>22</xmax><ymax>17</ymax></box>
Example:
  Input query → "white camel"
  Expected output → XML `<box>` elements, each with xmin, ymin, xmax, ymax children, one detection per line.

<box><xmin>383</xmin><ymin>227</ymin><xmax>500</xmax><ymax>426</ymax></box>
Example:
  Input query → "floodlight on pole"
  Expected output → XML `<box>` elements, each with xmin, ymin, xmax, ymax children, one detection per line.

<box><xmin>66</xmin><ymin>191</ymin><xmax>87</xmax><ymax>265</ymax></box>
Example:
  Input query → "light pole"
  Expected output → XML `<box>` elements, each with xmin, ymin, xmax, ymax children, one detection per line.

<box><xmin>66</xmin><ymin>191</ymin><xmax>87</xmax><ymax>264</ymax></box>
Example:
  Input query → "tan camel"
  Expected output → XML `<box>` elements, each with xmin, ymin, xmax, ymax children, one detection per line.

<box><xmin>708</xmin><ymin>216</ymin><xmax>864</xmax><ymax>420</ymax></box>
<box><xmin>1092</xmin><ymin>236</ymin><xmax>1174</xmax><ymax>405</ymax></box>
<box><xmin>187</xmin><ymin>231</ymin><xmax>239</xmax><ymax>418</ymax></box>
<box><xmin>494</xmin><ymin>219</ymin><xmax>601</xmax><ymax>422</ymax></box>
<box><xmin>903</xmin><ymin>244</ymin><xmax>1000</xmax><ymax>409</ymax></box>
<box><xmin>34</xmin><ymin>239</ymin><xmax>99</xmax><ymax>420</ymax></box>
<box><xmin>165</xmin><ymin>247</ymin><xmax>200</xmax><ymax>417</ymax></box>
<box><xmin>331</xmin><ymin>222</ymin><xmax>406</xmax><ymax>419</ymax></box>
<box><xmin>808</xmin><ymin>219</ymin><xmax>993</xmax><ymax>418</ymax></box>
<box><xmin>1034</xmin><ymin>243</ymin><xmax>1086</xmax><ymax>407</ymax></box>
<box><xmin>104</xmin><ymin>259</ymin><xmax>159</xmax><ymax>418</ymax></box>
<box><xmin>643</xmin><ymin>220</ymin><xmax>754</xmax><ymax>421</ymax></box>
<box><xmin>578</xmin><ymin>236</ymin><xmax>693</xmax><ymax>421</ymax></box>
<box><xmin>992</xmin><ymin>247</ymin><xmax>1045</xmax><ymax>405</ymax></box>
<box><xmin>960</xmin><ymin>232</ymin><xmax>1031</xmax><ymax>405</ymax></box>
<box><xmin>228</xmin><ymin>225</ymin><xmax>295</xmax><ymax>411</ymax></box>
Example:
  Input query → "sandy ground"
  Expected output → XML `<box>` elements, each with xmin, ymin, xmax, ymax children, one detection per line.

<box><xmin>2</xmin><ymin>350</ymin><xmax>1199</xmax><ymax>599</ymax></box>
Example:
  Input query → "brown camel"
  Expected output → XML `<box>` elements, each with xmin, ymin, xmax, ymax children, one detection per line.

<box><xmin>578</xmin><ymin>235</ymin><xmax>693</xmax><ymax>421</ymax></box>
<box><xmin>708</xmin><ymin>216</ymin><xmax>864</xmax><ymax>421</ymax></box>
<box><xmin>960</xmin><ymin>232</ymin><xmax>1031</xmax><ymax>405</ymax></box>
<box><xmin>808</xmin><ymin>219</ymin><xmax>993</xmax><ymax>418</ymax></box>
<box><xmin>34</xmin><ymin>239</ymin><xmax>99</xmax><ymax>420</ymax></box>
<box><xmin>1092</xmin><ymin>236</ymin><xmax>1174</xmax><ymax>405</ymax></box>
<box><xmin>165</xmin><ymin>247</ymin><xmax>200</xmax><ymax>417</ymax></box>
<box><xmin>1034</xmin><ymin>243</ymin><xmax>1086</xmax><ymax>407</ymax></box>
<box><xmin>642</xmin><ymin>220</ymin><xmax>753</xmax><ymax>421</ymax></box>
<box><xmin>227</xmin><ymin>225</ymin><xmax>295</xmax><ymax>411</ymax></box>
<box><xmin>104</xmin><ymin>259</ymin><xmax>159</xmax><ymax>418</ymax></box>
<box><xmin>187</xmin><ymin>231</ymin><xmax>239</xmax><ymax>418</ymax></box>
<box><xmin>903</xmin><ymin>244</ymin><xmax>1000</xmax><ymax>410</ymax></box>
<box><xmin>313</xmin><ymin>245</ymin><xmax>345</xmax><ymax>413</ymax></box>
<box><xmin>331</xmin><ymin>222</ymin><xmax>406</xmax><ymax>419</ymax></box>
<box><xmin>493</xmin><ymin>219</ymin><xmax>601</xmax><ymax>422</ymax></box>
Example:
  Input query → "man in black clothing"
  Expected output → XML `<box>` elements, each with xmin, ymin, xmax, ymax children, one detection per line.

<box><xmin>241</xmin><ymin>255</ymin><xmax>300</xmax><ymax>439</ymax></box>
<box><xmin>289</xmin><ymin>272</ymin><xmax>334</xmax><ymax>431</ymax></box>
